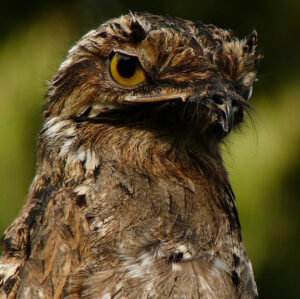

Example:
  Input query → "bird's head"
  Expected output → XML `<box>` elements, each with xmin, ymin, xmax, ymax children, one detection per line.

<box><xmin>45</xmin><ymin>12</ymin><xmax>262</xmax><ymax>143</ymax></box>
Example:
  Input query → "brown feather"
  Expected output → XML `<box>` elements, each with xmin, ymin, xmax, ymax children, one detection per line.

<box><xmin>0</xmin><ymin>12</ymin><xmax>262</xmax><ymax>298</ymax></box>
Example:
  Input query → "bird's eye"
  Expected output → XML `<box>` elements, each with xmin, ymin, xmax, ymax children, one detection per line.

<box><xmin>110</xmin><ymin>53</ymin><xmax>146</xmax><ymax>87</ymax></box>
<box><xmin>242</xmin><ymin>86</ymin><xmax>253</xmax><ymax>101</ymax></box>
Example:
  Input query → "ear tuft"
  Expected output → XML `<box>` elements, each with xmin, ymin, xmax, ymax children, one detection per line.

<box><xmin>129</xmin><ymin>15</ymin><xmax>148</xmax><ymax>43</ymax></box>
<box><xmin>243</xmin><ymin>30</ymin><xmax>258</xmax><ymax>54</ymax></box>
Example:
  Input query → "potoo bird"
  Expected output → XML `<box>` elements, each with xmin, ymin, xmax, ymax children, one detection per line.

<box><xmin>0</xmin><ymin>13</ymin><xmax>262</xmax><ymax>299</ymax></box>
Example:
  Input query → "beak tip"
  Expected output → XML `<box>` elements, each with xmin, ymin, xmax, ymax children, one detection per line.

<box><xmin>219</xmin><ymin>120</ymin><xmax>231</xmax><ymax>134</ymax></box>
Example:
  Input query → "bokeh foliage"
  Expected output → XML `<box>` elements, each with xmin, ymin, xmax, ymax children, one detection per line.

<box><xmin>0</xmin><ymin>1</ymin><xmax>299</xmax><ymax>298</ymax></box>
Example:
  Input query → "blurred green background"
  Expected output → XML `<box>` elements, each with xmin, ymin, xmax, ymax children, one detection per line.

<box><xmin>0</xmin><ymin>0</ymin><xmax>299</xmax><ymax>298</ymax></box>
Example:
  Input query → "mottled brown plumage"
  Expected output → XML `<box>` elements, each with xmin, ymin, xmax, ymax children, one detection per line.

<box><xmin>0</xmin><ymin>12</ymin><xmax>262</xmax><ymax>298</ymax></box>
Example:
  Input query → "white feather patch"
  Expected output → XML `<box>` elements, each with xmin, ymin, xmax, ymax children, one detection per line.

<box><xmin>85</xmin><ymin>149</ymin><xmax>99</xmax><ymax>172</ymax></box>
<box><xmin>46</xmin><ymin>120</ymin><xmax>71</xmax><ymax>137</ymax></box>
<box><xmin>0</xmin><ymin>262</ymin><xmax>18</xmax><ymax>283</ymax></box>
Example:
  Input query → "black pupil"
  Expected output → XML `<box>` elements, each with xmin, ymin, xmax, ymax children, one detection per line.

<box><xmin>117</xmin><ymin>55</ymin><xmax>137</xmax><ymax>78</ymax></box>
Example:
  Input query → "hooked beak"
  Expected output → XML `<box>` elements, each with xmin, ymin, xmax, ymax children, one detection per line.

<box><xmin>184</xmin><ymin>94</ymin><xmax>238</xmax><ymax>134</ymax></box>
<box><xmin>215</xmin><ymin>97</ymin><xmax>235</xmax><ymax>133</ymax></box>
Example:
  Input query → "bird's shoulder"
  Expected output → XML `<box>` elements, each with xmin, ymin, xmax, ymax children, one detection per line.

<box><xmin>0</xmin><ymin>179</ymin><xmax>88</xmax><ymax>298</ymax></box>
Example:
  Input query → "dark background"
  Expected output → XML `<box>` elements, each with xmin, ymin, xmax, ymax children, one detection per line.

<box><xmin>0</xmin><ymin>1</ymin><xmax>299</xmax><ymax>298</ymax></box>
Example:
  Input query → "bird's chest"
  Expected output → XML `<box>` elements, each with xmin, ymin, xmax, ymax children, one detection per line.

<box><xmin>72</xmin><ymin>166</ymin><xmax>239</xmax><ymax>298</ymax></box>
<box><xmin>85</xmin><ymin>167</ymin><xmax>231</xmax><ymax>264</ymax></box>
<box><xmin>83</xmin><ymin>178</ymin><xmax>235</xmax><ymax>298</ymax></box>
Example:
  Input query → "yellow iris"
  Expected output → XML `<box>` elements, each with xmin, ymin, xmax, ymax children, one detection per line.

<box><xmin>110</xmin><ymin>53</ymin><xmax>146</xmax><ymax>87</ymax></box>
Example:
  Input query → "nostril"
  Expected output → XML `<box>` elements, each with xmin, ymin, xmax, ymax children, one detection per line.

<box><xmin>212</xmin><ymin>94</ymin><xmax>224</xmax><ymax>105</ymax></box>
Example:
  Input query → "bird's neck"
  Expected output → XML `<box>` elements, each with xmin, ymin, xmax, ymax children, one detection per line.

<box><xmin>36</xmin><ymin>115</ymin><xmax>226</xmax><ymax>187</ymax></box>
